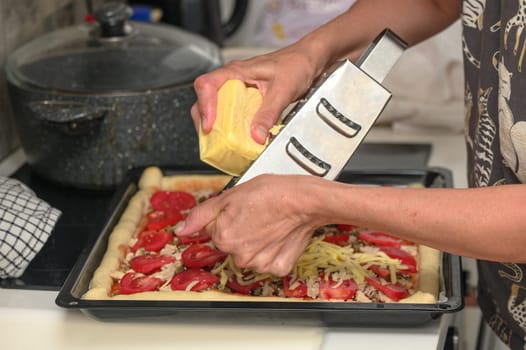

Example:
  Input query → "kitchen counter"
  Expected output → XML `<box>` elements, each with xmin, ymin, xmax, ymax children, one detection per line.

<box><xmin>0</xmin><ymin>288</ymin><xmax>454</xmax><ymax>350</ymax></box>
<box><xmin>0</xmin><ymin>126</ymin><xmax>467</xmax><ymax>350</ymax></box>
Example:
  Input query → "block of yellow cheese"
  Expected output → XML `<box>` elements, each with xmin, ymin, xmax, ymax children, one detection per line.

<box><xmin>199</xmin><ymin>80</ymin><xmax>264</xmax><ymax>176</ymax></box>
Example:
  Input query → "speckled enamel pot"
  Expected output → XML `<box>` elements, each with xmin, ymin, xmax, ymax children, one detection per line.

<box><xmin>5</xmin><ymin>7</ymin><xmax>222</xmax><ymax>189</ymax></box>
<box><xmin>8</xmin><ymin>82</ymin><xmax>205</xmax><ymax>188</ymax></box>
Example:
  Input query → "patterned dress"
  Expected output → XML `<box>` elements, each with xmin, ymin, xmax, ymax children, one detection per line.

<box><xmin>463</xmin><ymin>0</ymin><xmax>526</xmax><ymax>348</ymax></box>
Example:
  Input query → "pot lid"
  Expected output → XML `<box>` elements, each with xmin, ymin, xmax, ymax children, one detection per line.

<box><xmin>6</xmin><ymin>2</ymin><xmax>223</xmax><ymax>93</ymax></box>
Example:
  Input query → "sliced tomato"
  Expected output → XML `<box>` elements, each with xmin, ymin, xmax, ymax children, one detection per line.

<box><xmin>178</xmin><ymin>229</ymin><xmax>211</xmax><ymax>245</ymax></box>
<box><xmin>319</xmin><ymin>276</ymin><xmax>358</xmax><ymax>301</ymax></box>
<box><xmin>150</xmin><ymin>191</ymin><xmax>197</xmax><ymax>211</ymax></box>
<box><xmin>358</xmin><ymin>231</ymin><xmax>402</xmax><ymax>248</ymax></box>
<box><xmin>146</xmin><ymin>210</ymin><xmax>185</xmax><ymax>231</ymax></box>
<box><xmin>323</xmin><ymin>233</ymin><xmax>350</xmax><ymax>246</ymax></box>
<box><xmin>119</xmin><ymin>272</ymin><xmax>163</xmax><ymax>294</ymax></box>
<box><xmin>130</xmin><ymin>254</ymin><xmax>175</xmax><ymax>275</ymax></box>
<box><xmin>337</xmin><ymin>224</ymin><xmax>356</xmax><ymax>233</ymax></box>
<box><xmin>146</xmin><ymin>210</ymin><xmax>167</xmax><ymax>230</ymax></box>
<box><xmin>181</xmin><ymin>244</ymin><xmax>227</xmax><ymax>268</ymax></box>
<box><xmin>227</xmin><ymin>275</ymin><xmax>264</xmax><ymax>295</ymax></box>
<box><xmin>283</xmin><ymin>275</ymin><xmax>308</xmax><ymax>298</ymax></box>
<box><xmin>365</xmin><ymin>275</ymin><xmax>408</xmax><ymax>301</ymax></box>
<box><xmin>368</xmin><ymin>264</ymin><xmax>391</xmax><ymax>278</ymax></box>
<box><xmin>379</xmin><ymin>246</ymin><xmax>417</xmax><ymax>273</ymax></box>
<box><xmin>170</xmin><ymin>268</ymin><xmax>219</xmax><ymax>291</ymax></box>
<box><xmin>131</xmin><ymin>230</ymin><xmax>173</xmax><ymax>253</ymax></box>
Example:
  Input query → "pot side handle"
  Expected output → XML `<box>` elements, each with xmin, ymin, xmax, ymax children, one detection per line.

<box><xmin>29</xmin><ymin>100</ymin><xmax>108</xmax><ymax>136</ymax></box>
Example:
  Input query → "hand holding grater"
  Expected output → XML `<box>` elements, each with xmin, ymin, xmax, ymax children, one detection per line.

<box><xmin>226</xmin><ymin>29</ymin><xmax>407</xmax><ymax>188</ymax></box>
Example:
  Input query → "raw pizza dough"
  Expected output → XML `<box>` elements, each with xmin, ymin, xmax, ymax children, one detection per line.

<box><xmin>83</xmin><ymin>167</ymin><xmax>440</xmax><ymax>303</ymax></box>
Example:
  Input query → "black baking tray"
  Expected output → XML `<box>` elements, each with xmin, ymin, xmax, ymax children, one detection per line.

<box><xmin>56</xmin><ymin>166</ymin><xmax>463</xmax><ymax>326</ymax></box>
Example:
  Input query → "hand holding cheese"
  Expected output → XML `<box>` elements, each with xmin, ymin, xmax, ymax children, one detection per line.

<box><xmin>198</xmin><ymin>80</ymin><xmax>265</xmax><ymax>176</ymax></box>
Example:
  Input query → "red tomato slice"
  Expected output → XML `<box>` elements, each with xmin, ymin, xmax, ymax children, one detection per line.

<box><xmin>131</xmin><ymin>230</ymin><xmax>173</xmax><ymax>253</ymax></box>
<box><xmin>146</xmin><ymin>211</ymin><xmax>167</xmax><ymax>230</ymax></box>
<box><xmin>119</xmin><ymin>272</ymin><xmax>163</xmax><ymax>294</ymax></box>
<box><xmin>227</xmin><ymin>275</ymin><xmax>263</xmax><ymax>295</ymax></box>
<box><xmin>170</xmin><ymin>268</ymin><xmax>219</xmax><ymax>291</ymax></box>
<box><xmin>146</xmin><ymin>210</ymin><xmax>185</xmax><ymax>231</ymax></box>
<box><xmin>130</xmin><ymin>254</ymin><xmax>175</xmax><ymax>275</ymax></box>
<box><xmin>150</xmin><ymin>191</ymin><xmax>197</xmax><ymax>211</ymax></box>
<box><xmin>364</xmin><ymin>275</ymin><xmax>408</xmax><ymax>301</ymax></box>
<box><xmin>283</xmin><ymin>275</ymin><xmax>308</xmax><ymax>298</ymax></box>
<box><xmin>368</xmin><ymin>264</ymin><xmax>391</xmax><ymax>278</ymax></box>
<box><xmin>379</xmin><ymin>246</ymin><xmax>417</xmax><ymax>273</ymax></box>
<box><xmin>319</xmin><ymin>276</ymin><xmax>358</xmax><ymax>301</ymax></box>
<box><xmin>358</xmin><ymin>231</ymin><xmax>402</xmax><ymax>248</ymax></box>
<box><xmin>178</xmin><ymin>229</ymin><xmax>211</xmax><ymax>245</ymax></box>
<box><xmin>337</xmin><ymin>224</ymin><xmax>356</xmax><ymax>233</ymax></box>
<box><xmin>323</xmin><ymin>233</ymin><xmax>350</xmax><ymax>246</ymax></box>
<box><xmin>181</xmin><ymin>244</ymin><xmax>227</xmax><ymax>268</ymax></box>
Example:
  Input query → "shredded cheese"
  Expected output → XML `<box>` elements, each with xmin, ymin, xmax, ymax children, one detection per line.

<box><xmin>211</xmin><ymin>236</ymin><xmax>406</xmax><ymax>290</ymax></box>
<box><xmin>293</xmin><ymin>238</ymin><xmax>403</xmax><ymax>283</ymax></box>
<box><xmin>185</xmin><ymin>280</ymin><xmax>199</xmax><ymax>292</ymax></box>
<box><xmin>212</xmin><ymin>255</ymin><xmax>273</xmax><ymax>287</ymax></box>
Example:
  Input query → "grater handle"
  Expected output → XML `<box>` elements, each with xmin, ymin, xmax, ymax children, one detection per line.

<box><xmin>316</xmin><ymin>97</ymin><xmax>362</xmax><ymax>138</ymax></box>
<box><xmin>356</xmin><ymin>29</ymin><xmax>407</xmax><ymax>83</ymax></box>
<box><xmin>286</xmin><ymin>137</ymin><xmax>331</xmax><ymax>176</ymax></box>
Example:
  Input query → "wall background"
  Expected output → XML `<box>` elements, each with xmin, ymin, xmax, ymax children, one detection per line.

<box><xmin>0</xmin><ymin>0</ymin><xmax>102</xmax><ymax>162</ymax></box>
<box><xmin>0</xmin><ymin>0</ymin><xmax>465</xmax><ymax>162</ymax></box>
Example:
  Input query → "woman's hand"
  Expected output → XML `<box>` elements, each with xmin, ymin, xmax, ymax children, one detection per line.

<box><xmin>175</xmin><ymin>174</ymin><xmax>326</xmax><ymax>276</ymax></box>
<box><xmin>190</xmin><ymin>0</ymin><xmax>461</xmax><ymax>144</ymax></box>
<box><xmin>191</xmin><ymin>45</ymin><xmax>326</xmax><ymax>144</ymax></box>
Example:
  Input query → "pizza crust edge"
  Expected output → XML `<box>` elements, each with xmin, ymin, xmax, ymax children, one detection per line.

<box><xmin>83</xmin><ymin>167</ymin><xmax>441</xmax><ymax>303</ymax></box>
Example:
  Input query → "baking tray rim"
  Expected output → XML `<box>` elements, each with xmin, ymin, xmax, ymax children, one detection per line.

<box><xmin>55</xmin><ymin>166</ymin><xmax>464</xmax><ymax>316</ymax></box>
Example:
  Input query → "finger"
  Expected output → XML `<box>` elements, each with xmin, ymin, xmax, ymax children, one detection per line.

<box><xmin>242</xmin><ymin>238</ymin><xmax>285</xmax><ymax>273</ymax></box>
<box><xmin>193</xmin><ymin>75</ymin><xmax>219</xmax><ymax>134</ymax></box>
<box><xmin>208</xmin><ymin>208</ymin><xmax>240</xmax><ymax>254</ymax></box>
<box><xmin>194</xmin><ymin>69</ymin><xmax>241</xmax><ymax>133</ymax></box>
<box><xmin>272</xmin><ymin>230</ymin><xmax>312</xmax><ymax>277</ymax></box>
<box><xmin>190</xmin><ymin>103</ymin><xmax>201</xmax><ymax>134</ymax></box>
<box><xmin>250</xmin><ymin>84</ymin><xmax>296</xmax><ymax>144</ymax></box>
<box><xmin>241</xmin><ymin>220</ymin><xmax>302</xmax><ymax>274</ymax></box>
<box><xmin>174</xmin><ymin>198</ymin><xmax>221</xmax><ymax>237</ymax></box>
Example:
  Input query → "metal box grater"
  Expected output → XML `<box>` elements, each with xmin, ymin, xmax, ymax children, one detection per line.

<box><xmin>231</xmin><ymin>29</ymin><xmax>407</xmax><ymax>186</ymax></box>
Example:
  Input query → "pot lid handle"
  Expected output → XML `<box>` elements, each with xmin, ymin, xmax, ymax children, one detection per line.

<box><xmin>94</xmin><ymin>1</ymin><xmax>132</xmax><ymax>37</ymax></box>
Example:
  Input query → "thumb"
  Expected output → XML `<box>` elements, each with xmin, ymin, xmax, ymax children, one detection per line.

<box><xmin>174</xmin><ymin>199</ymin><xmax>219</xmax><ymax>237</ymax></box>
<box><xmin>251</xmin><ymin>93</ymin><xmax>291</xmax><ymax>145</ymax></box>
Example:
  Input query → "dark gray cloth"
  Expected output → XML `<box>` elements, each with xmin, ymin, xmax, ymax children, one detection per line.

<box><xmin>463</xmin><ymin>0</ymin><xmax>526</xmax><ymax>348</ymax></box>
<box><xmin>0</xmin><ymin>177</ymin><xmax>61</xmax><ymax>278</ymax></box>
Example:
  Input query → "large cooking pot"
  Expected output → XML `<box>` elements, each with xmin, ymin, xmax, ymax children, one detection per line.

<box><xmin>6</xmin><ymin>2</ymin><xmax>222</xmax><ymax>189</ymax></box>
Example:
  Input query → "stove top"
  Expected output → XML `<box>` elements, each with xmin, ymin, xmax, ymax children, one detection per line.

<box><xmin>0</xmin><ymin>165</ymin><xmax>115</xmax><ymax>290</ymax></box>
<box><xmin>0</xmin><ymin>142</ymin><xmax>431</xmax><ymax>290</ymax></box>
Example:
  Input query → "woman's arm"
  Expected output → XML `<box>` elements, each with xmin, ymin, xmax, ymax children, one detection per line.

<box><xmin>180</xmin><ymin>0</ymin><xmax>469</xmax><ymax>277</ymax></box>
<box><xmin>313</xmin><ymin>179</ymin><xmax>526</xmax><ymax>263</ymax></box>
<box><xmin>192</xmin><ymin>0</ymin><xmax>462</xmax><ymax>143</ymax></box>
<box><xmin>177</xmin><ymin>175</ymin><xmax>526</xmax><ymax>276</ymax></box>
<box><xmin>302</xmin><ymin>0</ymin><xmax>462</xmax><ymax>70</ymax></box>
